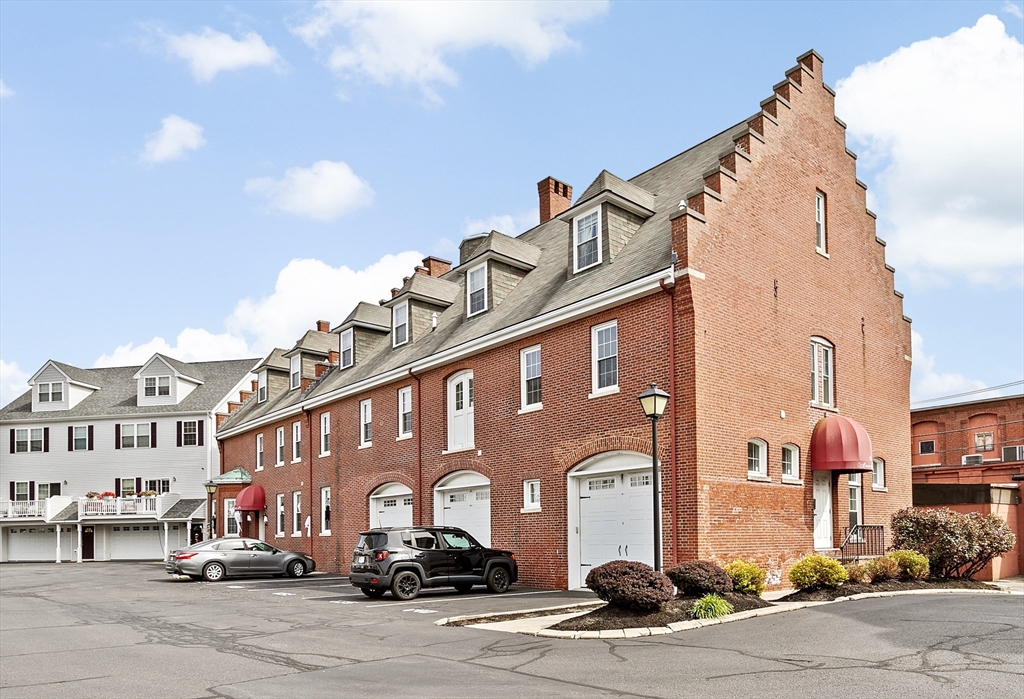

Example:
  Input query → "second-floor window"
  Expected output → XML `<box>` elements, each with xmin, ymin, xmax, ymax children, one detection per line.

<box><xmin>181</xmin><ymin>420</ymin><xmax>197</xmax><ymax>446</ymax></box>
<box><xmin>574</xmin><ymin>208</ymin><xmax>601</xmax><ymax>272</ymax></box>
<box><xmin>591</xmin><ymin>321</ymin><xmax>618</xmax><ymax>394</ymax></box>
<box><xmin>121</xmin><ymin>423</ymin><xmax>151</xmax><ymax>449</ymax></box>
<box><xmin>467</xmin><ymin>263</ymin><xmax>488</xmax><ymax>316</ymax></box>
<box><xmin>72</xmin><ymin>425</ymin><xmax>89</xmax><ymax>451</ymax></box>
<box><xmin>276</xmin><ymin>427</ymin><xmax>285</xmax><ymax>465</ymax></box>
<box><xmin>398</xmin><ymin>387</ymin><xmax>413</xmax><ymax>438</ymax></box>
<box><xmin>14</xmin><ymin>428</ymin><xmax>44</xmax><ymax>453</ymax></box>
<box><xmin>256</xmin><ymin>434</ymin><xmax>264</xmax><ymax>470</ymax></box>
<box><xmin>144</xmin><ymin>376</ymin><xmax>170</xmax><ymax>397</ymax></box>
<box><xmin>340</xmin><ymin>329</ymin><xmax>354</xmax><ymax>368</ymax></box>
<box><xmin>38</xmin><ymin>382</ymin><xmax>63</xmax><ymax>403</ymax></box>
<box><xmin>290</xmin><ymin>355</ymin><xmax>301</xmax><ymax>389</ymax></box>
<box><xmin>975</xmin><ymin>432</ymin><xmax>994</xmax><ymax>452</ymax></box>
<box><xmin>360</xmin><ymin>399</ymin><xmax>373</xmax><ymax>446</ymax></box>
<box><xmin>815</xmin><ymin>191</ymin><xmax>827</xmax><ymax>253</ymax></box>
<box><xmin>919</xmin><ymin>440</ymin><xmax>935</xmax><ymax>455</ymax></box>
<box><xmin>146</xmin><ymin>479</ymin><xmax>170</xmax><ymax>494</ymax></box>
<box><xmin>257</xmin><ymin>371</ymin><xmax>267</xmax><ymax>403</ymax></box>
<box><xmin>393</xmin><ymin>302</ymin><xmax>409</xmax><ymax>347</ymax></box>
<box><xmin>320</xmin><ymin>412</ymin><xmax>331</xmax><ymax>455</ymax></box>
<box><xmin>37</xmin><ymin>482</ymin><xmax>61</xmax><ymax>499</ymax></box>
<box><xmin>811</xmin><ymin>338</ymin><xmax>834</xmax><ymax>407</ymax></box>
<box><xmin>521</xmin><ymin>345</ymin><xmax>542</xmax><ymax>409</ymax></box>
<box><xmin>292</xmin><ymin>421</ymin><xmax>301</xmax><ymax>461</ymax></box>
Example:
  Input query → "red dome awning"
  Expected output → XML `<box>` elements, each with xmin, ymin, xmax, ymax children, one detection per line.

<box><xmin>235</xmin><ymin>484</ymin><xmax>266</xmax><ymax>511</ymax></box>
<box><xmin>810</xmin><ymin>415</ymin><xmax>873</xmax><ymax>473</ymax></box>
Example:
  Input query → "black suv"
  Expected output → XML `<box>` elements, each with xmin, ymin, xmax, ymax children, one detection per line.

<box><xmin>350</xmin><ymin>526</ymin><xmax>518</xmax><ymax>600</ymax></box>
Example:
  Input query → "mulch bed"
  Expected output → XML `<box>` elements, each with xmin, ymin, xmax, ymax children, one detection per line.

<box><xmin>550</xmin><ymin>592</ymin><xmax>772</xmax><ymax>632</ymax></box>
<box><xmin>777</xmin><ymin>578</ymin><xmax>998</xmax><ymax>602</ymax></box>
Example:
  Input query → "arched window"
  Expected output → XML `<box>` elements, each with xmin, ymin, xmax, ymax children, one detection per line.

<box><xmin>747</xmin><ymin>439</ymin><xmax>767</xmax><ymax>479</ymax></box>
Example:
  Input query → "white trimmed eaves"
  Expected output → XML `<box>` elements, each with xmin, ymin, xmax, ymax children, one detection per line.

<box><xmin>216</xmin><ymin>266</ymin><xmax>675</xmax><ymax>440</ymax></box>
<box><xmin>0</xmin><ymin>408</ymin><xmax>218</xmax><ymax>425</ymax></box>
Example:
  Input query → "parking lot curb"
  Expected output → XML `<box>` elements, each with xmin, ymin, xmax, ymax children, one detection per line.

<box><xmin>435</xmin><ymin>600</ymin><xmax>604</xmax><ymax>627</ymax></box>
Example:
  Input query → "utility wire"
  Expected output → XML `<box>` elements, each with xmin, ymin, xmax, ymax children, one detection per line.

<box><xmin>911</xmin><ymin>380</ymin><xmax>1024</xmax><ymax>406</ymax></box>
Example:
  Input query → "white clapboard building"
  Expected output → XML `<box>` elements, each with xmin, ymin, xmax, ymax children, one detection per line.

<box><xmin>0</xmin><ymin>354</ymin><xmax>257</xmax><ymax>562</ymax></box>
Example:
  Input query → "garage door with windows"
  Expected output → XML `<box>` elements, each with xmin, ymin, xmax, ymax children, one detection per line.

<box><xmin>369</xmin><ymin>483</ymin><xmax>413</xmax><ymax>529</ymax></box>
<box><xmin>7</xmin><ymin>526</ymin><xmax>77</xmax><ymax>562</ymax></box>
<box><xmin>434</xmin><ymin>471</ymin><xmax>490</xmax><ymax>547</ymax></box>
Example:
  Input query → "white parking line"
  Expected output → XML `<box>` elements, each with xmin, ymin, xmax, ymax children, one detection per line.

<box><xmin>364</xmin><ymin>589</ymin><xmax>555</xmax><ymax>609</ymax></box>
<box><xmin>302</xmin><ymin>594</ymin><xmax>363</xmax><ymax>600</ymax></box>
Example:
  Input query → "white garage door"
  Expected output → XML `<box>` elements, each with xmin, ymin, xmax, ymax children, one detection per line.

<box><xmin>370</xmin><ymin>483</ymin><xmax>414</xmax><ymax>529</ymax></box>
<box><xmin>110</xmin><ymin>524</ymin><xmax>164</xmax><ymax>559</ymax></box>
<box><xmin>8</xmin><ymin>527</ymin><xmax>57</xmax><ymax>561</ymax></box>
<box><xmin>439</xmin><ymin>487</ymin><xmax>491</xmax><ymax>546</ymax></box>
<box><xmin>578</xmin><ymin>470</ymin><xmax>653</xmax><ymax>584</ymax></box>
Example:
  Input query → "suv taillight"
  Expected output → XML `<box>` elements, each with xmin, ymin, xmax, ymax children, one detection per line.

<box><xmin>176</xmin><ymin>552</ymin><xmax>198</xmax><ymax>560</ymax></box>
<box><xmin>375</xmin><ymin>551</ymin><xmax>389</xmax><ymax>562</ymax></box>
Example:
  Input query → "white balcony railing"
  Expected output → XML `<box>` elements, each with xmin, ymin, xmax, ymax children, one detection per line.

<box><xmin>0</xmin><ymin>500</ymin><xmax>46</xmax><ymax>518</ymax></box>
<box><xmin>79</xmin><ymin>497</ymin><xmax>159</xmax><ymax>517</ymax></box>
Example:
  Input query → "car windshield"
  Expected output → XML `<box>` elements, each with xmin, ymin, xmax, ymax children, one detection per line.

<box><xmin>355</xmin><ymin>533</ymin><xmax>388</xmax><ymax>551</ymax></box>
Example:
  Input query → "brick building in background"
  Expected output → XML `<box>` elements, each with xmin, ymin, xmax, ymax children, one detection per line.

<box><xmin>214</xmin><ymin>50</ymin><xmax>913</xmax><ymax>589</ymax></box>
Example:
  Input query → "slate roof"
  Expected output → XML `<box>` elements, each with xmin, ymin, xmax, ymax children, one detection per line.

<box><xmin>576</xmin><ymin>170</ymin><xmax>657</xmax><ymax>212</ymax></box>
<box><xmin>283</xmin><ymin>330</ymin><xmax>336</xmax><ymax>357</ymax></box>
<box><xmin>0</xmin><ymin>358</ymin><xmax>259</xmax><ymax>421</ymax></box>
<box><xmin>460</xmin><ymin>230</ymin><xmax>542</xmax><ymax>270</ymax></box>
<box><xmin>335</xmin><ymin>302</ymin><xmax>391</xmax><ymax>332</ymax></box>
<box><xmin>219</xmin><ymin>120</ymin><xmax>749</xmax><ymax>433</ymax></box>
<box><xmin>383</xmin><ymin>272</ymin><xmax>460</xmax><ymax>307</ymax></box>
<box><xmin>161</xmin><ymin>498</ymin><xmax>205</xmax><ymax>520</ymax></box>
<box><xmin>254</xmin><ymin>348</ymin><xmax>289</xmax><ymax>372</ymax></box>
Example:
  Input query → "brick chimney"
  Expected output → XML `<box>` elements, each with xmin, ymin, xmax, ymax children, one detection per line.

<box><xmin>316</xmin><ymin>320</ymin><xmax>330</xmax><ymax>332</ymax></box>
<box><xmin>328</xmin><ymin>350</ymin><xmax>340</xmax><ymax>365</ymax></box>
<box><xmin>251</xmin><ymin>380</ymin><xmax>258</xmax><ymax>392</ymax></box>
<box><xmin>422</xmin><ymin>257</ymin><xmax>452</xmax><ymax>277</ymax></box>
<box><xmin>538</xmin><ymin>177</ymin><xmax>572</xmax><ymax>223</ymax></box>
<box><xmin>315</xmin><ymin>363</ymin><xmax>328</xmax><ymax>378</ymax></box>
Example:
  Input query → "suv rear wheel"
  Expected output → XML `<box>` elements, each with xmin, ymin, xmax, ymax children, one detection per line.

<box><xmin>486</xmin><ymin>566</ymin><xmax>511</xmax><ymax>593</ymax></box>
<box><xmin>391</xmin><ymin>570</ymin><xmax>421</xmax><ymax>600</ymax></box>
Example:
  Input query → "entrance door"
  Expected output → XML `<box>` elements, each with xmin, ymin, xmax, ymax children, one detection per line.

<box><xmin>82</xmin><ymin>526</ymin><xmax>95</xmax><ymax>560</ymax></box>
<box><xmin>813</xmin><ymin>471</ymin><xmax>833</xmax><ymax>549</ymax></box>
<box><xmin>578</xmin><ymin>471</ymin><xmax>653</xmax><ymax>584</ymax></box>
<box><xmin>447</xmin><ymin>371</ymin><xmax>474</xmax><ymax>451</ymax></box>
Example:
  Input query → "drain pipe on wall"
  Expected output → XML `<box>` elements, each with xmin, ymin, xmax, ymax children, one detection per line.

<box><xmin>305</xmin><ymin>407</ymin><xmax>314</xmax><ymax>557</ymax></box>
<box><xmin>660</xmin><ymin>276</ymin><xmax>678</xmax><ymax>567</ymax></box>
<box><xmin>408</xmin><ymin>368</ymin><xmax>423</xmax><ymax>526</ymax></box>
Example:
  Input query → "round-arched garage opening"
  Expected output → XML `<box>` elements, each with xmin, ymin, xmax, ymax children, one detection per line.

<box><xmin>567</xmin><ymin>451</ymin><xmax>657</xmax><ymax>589</ymax></box>
<box><xmin>433</xmin><ymin>471</ymin><xmax>491</xmax><ymax>546</ymax></box>
<box><xmin>369</xmin><ymin>483</ymin><xmax>413</xmax><ymax>529</ymax></box>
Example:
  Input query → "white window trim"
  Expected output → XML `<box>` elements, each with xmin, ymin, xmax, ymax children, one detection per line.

<box><xmin>397</xmin><ymin>386</ymin><xmax>413</xmax><ymax>440</ymax></box>
<box><xmin>521</xmin><ymin>479</ymin><xmax>541</xmax><ymax>513</ymax></box>
<box><xmin>144</xmin><ymin>376</ymin><xmax>170</xmax><ymax>398</ymax></box>
<box><xmin>291</xmin><ymin>421</ymin><xmax>302</xmax><ymax>463</ymax></box>
<box><xmin>320</xmin><ymin>487</ymin><xmax>332</xmax><ymax>535</ymax></box>
<box><xmin>290</xmin><ymin>355</ymin><xmax>301</xmax><ymax>390</ymax></box>
<box><xmin>573</xmin><ymin>206</ymin><xmax>602</xmax><ymax>273</ymax></box>
<box><xmin>225</xmin><ymin>498</ymin><xmax>239</xmax><ymax>537</ymax></box>
<box><xmin>872</xmin><ymin>457</ymin><xmax>887</xmax><ymax>492</ymax></box>
<box><xmin>37</xmin><ymin>381</ymin><xmax>65</xmax><ymax>403</ymax></box>
<box><xmin>392</xmin><ymin>301</ymin><xmax>409</xmax><ymax>347</ymax></box>
<box><xmin>810</xmin><ymin>337</ymin><xmax>835</xmax><ymax>408</ymax></box>
<box><xmin>747</xmin><ymin>439</ymin><xmax>769</xmax><ymax>481</ymax></box>
<box><xmin>340</xmin><ymin>329</ymin><xmax>354</xmax><ymax>369</ymax></box>
<box><xmin>359</xmin><ymin>398</ymin><xmax>372</xmax><ymax>448</ymax></box>
<box><xmin>589</xmin><ymin>320</ymin><xmax>619</xmax><ymax>398</ymax></box>
<box><xmin>815</xmin><ymin>190</ymin><xmax>827</xmax><ymax>255</ymax></box>
<box><xmin>276</xmin><ymin>494</ymin><xmax>285</xmax><ymax>537</ymax></box>
<box><xmin>466</xmin><ymin>262</ymin><xmax>489</xmax><ymax>317</ymax></box>
<box><xmin>292</xmin><ymin>492</ymin><xmax>302</xmax><ymax>537</ymax></box>
<box><xmin>781</xmin><ymin>444</ymin><xmax>802</xmax><ymax>484</ymax></box>
<box><xmin>72</xmin><ymin>425</ymin><xmax>89</xmax><ymax>451</ymax></box>
<box><xmin>918</xmin><ymin>439</ymin><xmax>936</xmax><ymax>455</ymax></box>
<box><xmin>275</xmin><ymin>427</ymin><xmax>285</xmax><ymax>466</ymax></box>
<box><xmin>257</xmin><ymin>371</ymin><xmax>267</xmax><ymax>403</ymax></box>
<box><xmin>255</xmin><ymin>433</ymin><xmax>264</xmax><ymax>471</ymax></box>
<box><xmin>848</xmin><ymin>473</ymin><xmax>863</xmax><ymax>535</ymax></box>
<box><xmin>519</xmin><ymin>345</ymin><xmax>542</xmax><ymax>413</ymax></box>
<box><xmin>121</xmin><ymin>422</ymin><xmax>152</xmax><ymax>449</ymax></box>
<box><xmin>320</xmin><ymin>412</ymin><xmax>331</xmax><ymax>456</ymax></box>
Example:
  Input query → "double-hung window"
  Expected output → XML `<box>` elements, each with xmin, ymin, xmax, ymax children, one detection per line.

<box><xmin>392</xmin><ymin>302</ymin><xmax>409</xmax><ymax>347</ymax></box>
<box><xmin>292</xmin><ymin>492</ymin><xmax>302</xmax><ymax>536</ymax></box>
<box><xmin>292</xmin><ymin>421</ymin><xmax>302</xmax><ymax>462</ymax></box>
<box><xmin>747</xmin><ymin>439</ymin><xmax>767</xmax><ymax>479</ymax></box>
<box><xmin>574</xmin><ymin>208</ymin><xmax>601</xmax><ymax>272</ymax></box>
<box><xmin>37</xmin><ymin>382</ymin><xmax>63</xmax><ymax>402</ymax></box>
<box><xmin>225</xmin><ymin>499</ymin><xmax>238</xmax><ymax>536</ymax></box>
<box><xmin>872</xmin><ymin>458</ymin><xmax>886</xmax><ymax>490</ymax></box>
<box><xmin>276</xmin><ymin>427</ymin><xmax>285</xmax><ymax>465</ymax></box>
<box><xmin>257</xmin><ymin>371</ymin><xmax>267</xmax><ymax>403</ymax></box>
<box><xmin>320</xmin><ymin>412</ymin><xmax>331</xmax><ymax>455</ymax></box>
<box><xmin>810</xmin><ymin>338</ymin><xmax>834</xmax><ymax>407</ymax></box>
<box><xmin>14</xmin><ymin>481</ymin><xmax>30</xmax><ymax>500</ymax></box>
<box><xmin>975</xmin><ymin>432</ymin><xmax>994</xmax><ymax>452</ymax></box>
<box><xmin>121</xmin><ymin>423</ymin><xmax>151</xmax><ymax>449</ymax></box>
<box><xmin>181</xmin><ymin>421</ymin><xmax>196</xmax><ymax>446</ymax></box>
<box><xmin>815</xmin><ymin>191</ymin><xmax>827</xmax><ymax>254</ymax></box>
<box><xmin>120</xmin><ymin>478</ymin><xmax>137</xmax><ymax>497</ymax></box>
<box><xmin>523</xmin><ymin>480</ymin><xmax>540</xmax><ymax>511</ymax></box>
<box><xmin>467</xmin><ymin>263</ymin><xmax>488</xmax><ymax>316</ymax></box>
<box><xmin>398</xmin><ymin>387</ymin><xmax>413</xmax><ymax>439</ymax></box>
<box><xmin>781</xmin><ymin>444</ymin><xmax>800</xmax><ymax>482</ymax></box>
<box><xmin>321</xmin><ymin>487</ymin><xmax>331</xmax><ymax>534</ymax></box>
<box><xmin>73</xmin><ymin>426</ymin><xmax>89</xmax><ymax>451</ymax></box>
<box><xmin>14</xmin><ymin>428</ymin><xmax>43</xmax><ymax>453</ymax></box>
<box><xmin>340</xmin><ymin>329</ymin><xmax>354</xmax><ymax>368</ymax></box>
<box><xmin>591</xmin><ymin>321</ymin><xmax>618</xmax><ymax>395</ymax></box>
<box><xmin>276</xmin><ymin>494</ymin><xmax>285</xmax><ymax>536</ymax></box>
<box><xmin>520</xmin><ymin>345</ymin><xmax>542</xmax><ymax>410</ymax></box>
<box><xmin>848</xmin><ymin>473</ymin><xmax>862</xmax><ymax>531</ymax></box>
<box><xmin>290</xmin><ymin>355</ymin><xmax>301</xmax><ymax>390</ymax></box>
<box><xmin>144</xmin><ymin>377</ymin><xmax>170</xmax><ymax>397</ymax></box>
<box><xmin>360</xmin><ymin>399</ymin><xmax>372</xmax><ymax>447</ymax></box>
<box><xmin>256</xmin><ymin>434</ymin><xmax>264</xmax><ymax>470</ymax></box>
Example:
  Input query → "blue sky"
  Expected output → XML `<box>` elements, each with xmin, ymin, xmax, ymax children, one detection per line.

<box><xmin>1</xmin><ymin>1</ymin><xmax>1021</xmax><ymax>407</ymax></box>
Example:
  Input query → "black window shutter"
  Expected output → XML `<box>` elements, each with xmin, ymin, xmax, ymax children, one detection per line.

<box><xmin>198</xmin><ymin>420</ymin><xmax>205</xmax><ymax>446</ymax></box>
<box><xmin>115</xmin><ymin>424</ymin><xmax>121</xmax><ymax>450</ymax></box>
<box><xmin>136</xmin><ymin>477</ymin><xmax>142</xmax><ymax>494</ymax></box>
<box><xmin>9</xmin><ymin>482</ymin><xmax>14</xmax><ymax>500</ymax></box>
<box><xmin>29</xmin><ymin>481</ymin><xmax>35</xmax><ymax>499</ymax></box>
<box><xmin>88</xmin><ymin>425</ymin><xmax>94</xmax><ymax>451</ymax></box>
<box><xmin>68</xmin><ymin>426</ymin><xmax>74</xmax><ymax>451</ymax></box>
<box><xmin>151</xmin><ymin>422</ymin><xmax>157</xmax><ymax>448</ymax></box>
<box><xmin>176</xmin><ymin>421</ymin><xmax>183</xmax><ymax>447</ymax></box>
<box><xmin>8</xmin><ymin>429</ymin><xmax>13</xmax><ymax>454</ymax></box>
<box><xmin>115</xmin><ymin>480</ymin><xmax>121</xmax><ymax>497</ymax></box>
<box><xmin>43</xmin><ymin>428</ymin><xmax>49</xmax><ymax>453</ymax></box>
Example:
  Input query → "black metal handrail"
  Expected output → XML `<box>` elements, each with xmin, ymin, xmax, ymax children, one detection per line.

<box><xmin>838</xmin><ymin>524</ymin><xmax>885</xmax><ymax>562</ymax></box>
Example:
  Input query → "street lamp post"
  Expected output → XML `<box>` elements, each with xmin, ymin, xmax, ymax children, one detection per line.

<box><xmin>638</xmin><ymin>383</ymin><xmax>670</xmax><ymax>572</ymax></box>
<box><xmin>204</xmin><ymin>481</ymin><xmax>218</xmax><ymax>541</ymax></box>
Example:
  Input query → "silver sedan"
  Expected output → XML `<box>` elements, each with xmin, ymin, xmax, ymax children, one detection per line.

<box><xmin>166</xmin><ymin>537</ymin><xmax>316</xmax><ymax>582</ymax></box>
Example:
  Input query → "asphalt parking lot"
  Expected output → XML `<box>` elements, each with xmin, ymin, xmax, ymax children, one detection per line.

<box><xmin>1</xmin><ymin>562</ymin><xmax>1022</xmax><ymax>698</ymax></box>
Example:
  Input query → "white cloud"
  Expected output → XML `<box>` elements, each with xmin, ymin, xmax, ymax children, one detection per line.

<box><xmin>910</xmin><ymin>330</ymin><xmax>988</xmax><ymax>403</ymax></box>
<box><xmin>0</xmin><ymin>359</ymin><xmax>31</xmax><ymax>407</ymax></box>
<box><xmin>140</xmin><ymin>115</ymin><xmax>206</xmax><ymax>163</ymax></box>
<box><xmin>164</xmin><ymin>27</ymin><xmax>282</xmax><ymax>82</ymax></box>
<box><xmin>93</xmin><ymin>329</ymin><xmax>252</xmax><ymax>368</ymax></box>
<box><xmin>1004</xmin><ymin>2</ymin><xmax>1024</xmax><ymax>19</ymax></box>
<box><xmin>292</xmin><ymin>0</ymin><xmax>607</xmax><ymax>100</ymax></box>
<box><xmin>0</xmin><ymin>79</ymin><xmax>13</xmax><ymax>98</ymax></box>
<box><xmin>244</xmin><ymin>160</ymin><xmax>374</xmax><ymax>221</ymax></box>
<box><xmin>836</xmin><ymin>15</ymin><xmax>1024</xmax><ymax>287</ymax></box>
<box><xmin>462</xmin><ymin>209</ymin><xmax>539</xmax><ymax>238</ymax></box>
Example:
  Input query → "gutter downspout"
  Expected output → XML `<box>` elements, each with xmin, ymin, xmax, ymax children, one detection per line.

<box><xmin>408</xmin><ymin>369</ymin><xmax>423</xmax><ymax>526</ymax></box>
<box><xmin>305</xmin><ymin>407</ymin><xmax>314</xmax><ymax>557</ymax></box>
<box><xmin>660</xmin><ymin>276</ymin><xmax>678</xmax><ymax>567</ymax></box>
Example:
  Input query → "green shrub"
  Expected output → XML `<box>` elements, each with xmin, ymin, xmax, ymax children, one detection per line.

<box><xmin>891</xmin><ymin>507</ymin><xmax>1016</xmax><ymax>578</ymax></box>
<box><xmin>788</xmin><ymin>554</ymin><xmax>849</xmax><ymax>590</ymax></box>
<box><xmin>888</xmin><ymin>550</ymin><xmax>929</xmax><ymax>580</ymax></box>
<box><xmin>585</xmin><ymin>560</ymin><xmax>675</xmax><ymax>611</ymax></box>
<box><xmin>688</xmin><ymin>593</ymin><xmax>734</xmax><ymax>620</ymax></box>
<box><xmin>845</xmin><ymin>562</ymin><xmax>871</xmax><ymax>584</ymax></box>
<box><xmin>665</xmin><ymin>561</ymin><xmax>733</xmax><ymax>596</ymax></box>
<box><xmin>724</xmin><ymin>559</ymin><xmax>767</xmax><ymax>595</ymax></box>
<box><xmin>864</xmin><ymin>555</ymin><xmax>900</xmax><ymax>582</ymax></box>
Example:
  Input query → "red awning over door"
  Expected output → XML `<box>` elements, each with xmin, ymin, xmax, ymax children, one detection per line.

<box><xmin>810</xmin><ymin>415</ymin><xmax>873</xmax><ymax>473</ymax></box>
<box><xmin>235</xmin><ymin>485</ymin><xmax>266</xmax><ymax>511</ymax></box>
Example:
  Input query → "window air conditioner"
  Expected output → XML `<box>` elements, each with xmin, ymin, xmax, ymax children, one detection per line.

<box><xmin>962</xmin><ymin>454</ymin><xmax>984</xmax><ymax>466</ymax></box>
<box><xmin>1002</xmin><ymin>445</ymin><xmax>1024</xmax><ymax>463</ymax></box>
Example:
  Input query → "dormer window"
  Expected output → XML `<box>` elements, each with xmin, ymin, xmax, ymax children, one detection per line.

<box><xmin>37</xmin><ymin>382</ymin><xmax>63</xmax><ymax>403</ymax></box>
<box><xmin>340</xmin><ymin>329</ymin><xmax>354</xmax><ymax>368</ymax></box>
<box><xmin>257</xmin><ymin>371</ymin><xmax>267</xmax><ymax>403</ymax></box>
<box><xmin>290</xmin><ymin>355</ymin><xmax>301</xmax><ymax>390</ymax></box>
<box><xmin>574</xmin><ymin>207</ymin><xmax>601</xmax><ymax>272</ymax></box>
<box><xmin>393</xmin><ymin>301</ymin><xmax>409</xmax><ymax>347</ymax></box>
<box><xmin>144</xmin><ymin>376</ymin><xmax>170</xmax><ymax>397</ymax></box>
<box><xmin>467</xmin><ymin>263</ymin><xmax>488</xmax><ymax>316</ymax></box>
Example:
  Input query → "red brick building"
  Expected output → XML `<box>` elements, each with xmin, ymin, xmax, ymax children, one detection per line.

<box><xmin>215</xmin><ymin>51</ymin><xmax>913</xmax><ymax>589</ymax></box>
